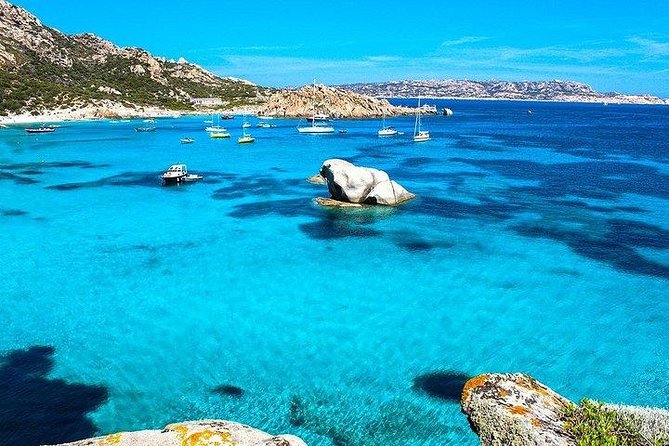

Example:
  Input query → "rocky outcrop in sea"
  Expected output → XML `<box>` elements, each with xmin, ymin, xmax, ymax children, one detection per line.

<box><xmin>313</xmin><ymin>159</ymin><xmax>415</xmax><ymax>206</ymax></box>
<box><xmin>51</xmin><ymin>420</ymin><xmax>306</xmax><ymax>446</ymax></box>
<box><xmin>257</xmin><ymin>84</ymin><xmax>417</xmax><ymax>119</ymax></box>
<box><xmin>461</xmin><ymin>373</ymin><xmax>669</xmax><ymax>445</ymax></box>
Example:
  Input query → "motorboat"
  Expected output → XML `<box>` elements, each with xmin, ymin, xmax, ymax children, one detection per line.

<box><xmin>161</xmin><ymin>164</ymin><xmax>203</xmax><ymax>185</ymax></box>
<box><xmin>306</xmin><ymin>113</ymin><xmax>330</xmax><ymax>123</ymax></box>
<box><xmin>210</xmin><ymin>131</ymin><xmax>230</xmax><ymax>138</ymax></box>
<box><xmin>220</xmin><ymin>113</ymin><xmax>235</xmax><ymax>120</ymax></box>
<box><xmin>25</xmin><ymin>127</ymin><xmax>56</xmax><ymax>134</ymax></box>
<box><xmin>180</xmin><ymin>138</ymin><xmax>195</xmax><ymax>144</ymax></box>
<box><xmin>135</xmin><ymin>126</ymin><xmax>156</xmax><ymax>132</ymax></box>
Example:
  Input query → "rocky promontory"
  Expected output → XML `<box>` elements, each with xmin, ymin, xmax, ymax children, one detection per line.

<box><xmin>257</xmin><ymin>84</ymin><xmax>418</xmax><ymax>119</ymax></box>
<box><xmin>51</xmin><ymin>420</ymin><xmax>306</xmax><ymax>446</ymax></box>
<box><xmin>461</xmin><ymin>373</ymin><xmax>669</xmax><ymax>446</ymax></box>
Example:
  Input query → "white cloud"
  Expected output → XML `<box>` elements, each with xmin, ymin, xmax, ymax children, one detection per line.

<box><xmin>441</xmin><ymin>36</ymin><xmax>489</xmax><ymax>47</ymax></box>
<box><xmin>627</xmin><ymin>37</ymin><xmax>669</xmax><ymax>57</ymax></box>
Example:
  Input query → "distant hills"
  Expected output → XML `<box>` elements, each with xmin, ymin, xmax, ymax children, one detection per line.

<box><xmin>339</xmin><ymin>80</ymin><xmax>668</xmax><ymax>105</ymax></box>
<box><xmin>0</xmin><ymin>0</ymin><xmax>269</xmax><ymax>116</ymax></box>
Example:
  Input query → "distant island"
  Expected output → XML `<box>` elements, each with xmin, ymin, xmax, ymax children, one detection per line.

<box><xmin>338</xmin><ymin>79</ymin><xmax>669</xmax><ymax>105</ymax></box>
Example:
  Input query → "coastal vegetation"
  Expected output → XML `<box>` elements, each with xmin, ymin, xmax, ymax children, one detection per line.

<box><xmin>564</xmin><ymin>400</ymin><xmax>669</xmax><ymax>446</ymax></box>
<box><xmin>0</xmin><ymin>0</ymin><xmax>266</xmax><ymax>115</ymax></box>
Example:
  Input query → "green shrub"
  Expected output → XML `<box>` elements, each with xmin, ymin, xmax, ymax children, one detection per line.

<box><xmin>565</xmin><ymin>400</ymin><xmax>669</xmax><ymax>446</ymax></box>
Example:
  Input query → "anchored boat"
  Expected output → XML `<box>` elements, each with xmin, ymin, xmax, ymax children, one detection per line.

<box><xmin>160</xmin><ymin>164</ymin><xmax>203</xmax><ymax>185</ymax></box>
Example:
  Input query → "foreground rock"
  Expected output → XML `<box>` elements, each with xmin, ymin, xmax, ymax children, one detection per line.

<box><xmin>461</xmin><ymin>373</ymin><xmax>573</xmax><ymax>446</ymax></box>
<box><xmin>51</xmin><ymin>420</ymin><xmax>307</xmax><ymax>446</ymax></box>
<box><xmin>461</xmin><ymin>373</ymin><xmax>669</xmax><ymax>446</ymax></box>
<box><xmin>316</xmin><ymin>159</ymin><xmax>415</xmax><ymax>206</ymax></box>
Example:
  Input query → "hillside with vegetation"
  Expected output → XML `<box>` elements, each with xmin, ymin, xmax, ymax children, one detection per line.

<box><xmin>0</xmin><ymin>0</ymin><xmax>268</xmax><ymax>116</ymax></box>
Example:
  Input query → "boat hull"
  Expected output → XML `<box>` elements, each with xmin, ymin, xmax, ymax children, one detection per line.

<box><xmin>298</xmin><ymin>126</ymin><xmax>335</xmax><ymax>134</ymax></box>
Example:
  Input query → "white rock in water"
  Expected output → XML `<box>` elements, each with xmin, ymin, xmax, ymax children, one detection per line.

<box><xmin>366</xmin><ymin>180</ymin><xmax>415</xmax><ymax>205</ymax></box>
<box><xmin>319</xmin><ymin>159</ymin><xmax>414</xmax><ymax>206</ymax></box>
<box><xmin>53</xmin><ymin>420</ymin><xmax>308</xmax><ymax>446</ymax></box>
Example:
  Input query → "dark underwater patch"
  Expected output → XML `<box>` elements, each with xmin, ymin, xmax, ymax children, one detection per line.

<box><xmin>299</xmin><ymin>218</ymin><xmax>383</xmax><ymax>240</ymax></box>
<box><xmin>212</xmin><ymin>175</ymin><xmax>310</xmax><ymax>201</ymax></box>
<box><xmin>412</xmin><ymin>371</ymin><xmax>472</xmax><ymax>402</ymax></box>
<box><xmin>212</xmin><ymin>384</ymin><xmax>244</xmax><ymax>397</ymax></box>
<box><xmin>514</xmin><ymin>220</ymin><xmax>669</xmax><ymax>279</ymax></box>
<box><xmin>2</xmin><ymin>209</ymin><xmax>28</xmax><ymax>217</ymax></box>
<box><xmin>227</xmin><ymin>198</ymin><xmax>315</xmax><ymax>219</ymax></box>
<box><xmin>0</xmin><ymin>172</ymin><xmax>40</xmax><ymax>185</ymax></box>
<box><xmin>0</xmin><ymin>346</ymin><xmax>108</xmax><ymax>446</ymax></box>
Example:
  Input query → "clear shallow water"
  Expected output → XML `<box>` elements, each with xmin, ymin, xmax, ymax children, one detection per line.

<box><xmin>1</xmin><ymin>100</ymin><xmax>668</xmax><ymax>446</ymax></box>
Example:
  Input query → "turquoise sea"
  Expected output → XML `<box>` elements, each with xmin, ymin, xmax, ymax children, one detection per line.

<box><xmin>1</xmin><ymin>100</ymin><xmax>668</xmax><ymax>446</ymax></box>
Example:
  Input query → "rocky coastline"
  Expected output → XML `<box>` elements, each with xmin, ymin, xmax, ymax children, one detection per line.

<box><xmin>340</xmin><ymin>80</ymin><xmax>669</xmax><ymax>105</ymax></box>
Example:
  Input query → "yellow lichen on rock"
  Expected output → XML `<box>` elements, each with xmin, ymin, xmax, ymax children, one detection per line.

<box><xmin>97</xmin><ymin>433</ymin><xmax>123</xmax><ymax>446</ymax></box>
<box><xmin>183</xmin><ymin>430</ymin><xmax>234</xmax><ymax>446</ymax></box>
<box><xmin>166</xmin><ymin>423</ymin><xmax>191</xmax><ymax>440</ymax></box>
<box><xmin>461</xmin><ymin>374</ymin><xmax>490</xmax><ymax>403</ymax></box>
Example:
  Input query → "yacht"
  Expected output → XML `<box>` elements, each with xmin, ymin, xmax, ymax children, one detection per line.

<box><xmin>377</xmin><ymin>113</ymin><xmax>398</xmax><ymax>137</ymax></box>
<box><xmin>161</xmin><ymin>164</ymin><xmax>203</xmax><ymax>185</ymax></box>
<box><xmin>238</xmin><ymin>122</ymin><xmax>255</xmax><ymax>144</ymax></box>
<box><xmin>413</xmin><ymin>96</ymin><xmax>430</xmax><ymax>142</ymax></box>
<box><xmin>298</xmin><ymin>81</ymin><xmax>335</xmax><ymax>134</ymax></box>
<box><xmin>210</xmin><ymin>131</ymin><xmax>230</xmax><ymax>138</ymax></box>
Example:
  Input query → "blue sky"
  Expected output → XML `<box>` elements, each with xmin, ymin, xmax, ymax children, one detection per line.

<box><xmin>12</xmin><ymin>0</ymin><xmax>669</xmax><ymax>96</ymax></box>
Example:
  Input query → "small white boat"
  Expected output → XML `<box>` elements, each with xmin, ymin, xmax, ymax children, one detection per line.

<box><xmin>298</xmin><ymin>124</ymin><xmax>335</xmax><ymax>134</ymax></box>
<box><xmin>377</xmin><ymin>113</ymin><xmax>398</xmax><ymax>137</ymax></box>
<box><xmin>25</xmin><ymin>127</ymin><xmax>56</xmax><ymax>134</ymax></box>
<box><xmin>238</xmin><ymin>135</ymin><xmax>255</xmax><ymax>144</ymax></box>
<box><xmin>143</xmin><ymin>118</ymin><xmax>156</xmax><ymax>123</ymax></box>
<box><xmin>210</xmin><ymin>131</ymin><xmax>230</xmax><ymax>138</ymax></box>
<box><xmin>413</xmin><ymin>96</ymin><xmax>430</xmax><ymax>142</ymax></box>
<box><xmin>238</xmin><ymin>123</ymin><xmax>255</xmax><ymax>144</ymax></box>
<box><xmin>205</xmin><ymin>126</ymin><xmax>227</xmax><ymax>132</ymax></box>
<box><xmin>242</xmin><ymin>122</ymin><xmax>252</xmax><ymax>128</ymax></box>
<box><xmin>306</xmin><ymin>113</ymin><xmax>330</xmax><ymax>122</ymax></box>
<box><xmin>161</xmin><ymin>164</ymin><xmax>203</xmax><ymax>185</ymax></box>
<box><xmin>298</xmin><ymin>81</ymin><xmax>335</xmax><ymax>134</ymax></box>
<box><xmin>257</xmin><ymin>122</ymin><xmax>272</xmax><ymax>128</ymax></box>
<box><xmin>443</xmin><ymin>108</ymin><xmax>454</xmax><ymax>116</ymax></box>
<box><xmin>180</xmin><ymin>137</ymin><xmax>195</xmax><ymax>144</ymax></box>
<box><xmin>135</xmin><ymin>126</ymin><xmax>156</xmax><ymax>132</ymax></box>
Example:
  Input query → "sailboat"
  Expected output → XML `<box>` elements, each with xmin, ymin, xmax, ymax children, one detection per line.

<box><xmin>297</xmin><ymin>81</ymin><xmax>334</xmax><ymax>134</ymax></box>
<box><xmin>377</xmin><ymin>112</ymin><xmax>398</xmax><ymax>137</ymax></box>
<box><xmin>413</xmin><ymin>96</ymin><xmax>430</xmax><ymax>142</ymax></box>
<box><xmin>238</xmin><ymin>118</ymin><xmax>255</xmax><ymax>144</ymax></box>
<box><xmin>205</xmin><ymin>113</ymin><xmax>226</xmax><ymax>132</ymax></box>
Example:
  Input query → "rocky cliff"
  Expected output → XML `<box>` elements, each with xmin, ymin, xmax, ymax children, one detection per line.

<box><xmin>461</xmin><ymin>373</ymin><xmax>669</xmax><ymax>446</ymax></box>
<box><xmin>340</xmin><ymin>80</ymin><xmax>669</xmax><ymax>105</ymax></box>
<box><xmin>257</xmin><ymin>84</ymin><xmax>417</xmax><ymax>118</ymax></box>
<box><xmin>50</xmin><ymin>420</ymin><xmax>306</xmax><ymax>446</ymax></box>
<box><xmin>0</xmin><ymin>0</ymin><xmax>267</xmax><ymax>115</ymax></box>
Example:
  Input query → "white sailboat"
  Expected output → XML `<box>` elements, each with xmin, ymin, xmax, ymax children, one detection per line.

<box><xmin>205</xmin><ymin>113</ymin><xmax>226</xmax><ymax>132</ymax></box>
<box><xmin>413</xmin><ymin>96</ymin><xmax>430</xmax><ymax>142</ymax></box>
<box><xmin>298</xmin><ymin>81</ymin><xmax>334</xmax><ymax>134</ymax></box>
<box><xmin>238</xmin><ymin>117</ymin><xmax>255</xmax><ymax>143</ymax></box>
<box><xmin>377</xmin><ymin>112</ymin><xmax>398</xmax><ymax>137</ymax></box>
